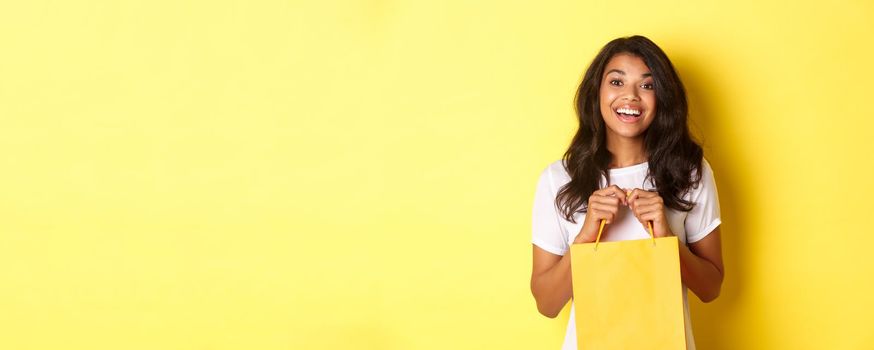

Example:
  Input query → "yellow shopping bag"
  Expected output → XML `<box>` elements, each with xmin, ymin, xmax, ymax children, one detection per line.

<box><xmin>570</xmin><ymin>222</ymin><xmax>686</xmax><ymax>349</ymax></box>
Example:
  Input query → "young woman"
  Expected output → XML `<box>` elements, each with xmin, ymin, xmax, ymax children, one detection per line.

<box><xmin>529</xmin><ymin>36</ymin><xmax>724</xmax><ymax>350</ymax></box>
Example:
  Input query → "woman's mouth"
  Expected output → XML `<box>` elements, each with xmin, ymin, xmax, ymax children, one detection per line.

<box><xmin>614</xmin><ymin>106</ymin><xmax>642</xmax><ymax>123</ymax></box>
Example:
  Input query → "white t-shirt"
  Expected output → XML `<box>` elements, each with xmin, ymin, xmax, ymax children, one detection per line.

<box><xmin>531</xmin><ymin>159</ymin><xmax>721</xmax><ymax>350</ymax></box>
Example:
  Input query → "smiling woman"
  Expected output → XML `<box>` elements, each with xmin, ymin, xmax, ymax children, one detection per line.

<box><xmin>600</xmin><ymin>54</ymin><xmax>656</xmax><ymax>141</ymax></box>
<box><xmin>529</xmin><ymin>36</ymin><xmax>724</xmax><ymax>350</ymax></box>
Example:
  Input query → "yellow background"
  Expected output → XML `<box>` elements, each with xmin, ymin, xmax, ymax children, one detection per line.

<box><xmin>1</xmin><ymin>1</ymin><xmax>873</xmax><ymax>349</ymax></box>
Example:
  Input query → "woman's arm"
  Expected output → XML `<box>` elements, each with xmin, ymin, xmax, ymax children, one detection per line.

<box><xmin>530</xmin><ymin>185</ymin><xmax>628</xmax><ymax>317</ymax></box>
<box><xmin>530</xmin><ymin>245</ymin><xmax>573</xmax><ymax>318</ymax></box>
<box><xmin>627</xmin><ymin>189</ymin><xmax>724</xmax><ymax>302</ymax></box>
<box><xmin>678</xmin><ymin>227</ymin><xmax>724</xmax><ymax>302</ymax></box>
<box><xmin>530</xmin><ymin>228</ymin><xmax>724</xmax><ymax>319</ymax></box>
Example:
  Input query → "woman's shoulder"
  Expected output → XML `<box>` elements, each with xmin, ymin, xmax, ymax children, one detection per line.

<box><xmin>536</xmin><ymin>160</ymin><xmax>571</xmax><ymax>189</ymax></box>
<box><xmin>687</xmin><ymin>157</ymin><xmax>719</xmax><ymax>200</ymax></box>
<box><xmin>542</xmin><ymin>159</ymin><xmax>571</xmax><ymax>179</ymax></box>
<box><xmin>698</xmin><ymin>158</ymin><xmax>716</xmax><ymax>181</ymax></box>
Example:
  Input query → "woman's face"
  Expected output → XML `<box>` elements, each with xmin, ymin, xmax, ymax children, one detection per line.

<box><xmin>598</xmin><ymin>53</ymin><xmax>657</xmax><ymax>142</ymax></box>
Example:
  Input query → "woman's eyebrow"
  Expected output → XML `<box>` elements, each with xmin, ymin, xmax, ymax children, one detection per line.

<box><xmin>605</xmin><ymin>70</ymin><xmax>652</xmax><ymax>78</ymax></box>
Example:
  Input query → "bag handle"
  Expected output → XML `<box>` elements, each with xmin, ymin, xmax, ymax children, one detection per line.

<box><xmin>593</xmin><ymin>219</ymin><xmax>655</xmax><ymax>251</ymax></box>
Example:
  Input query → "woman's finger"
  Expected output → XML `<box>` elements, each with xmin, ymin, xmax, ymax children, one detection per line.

<box><xmin>630</xmin><ymin>196</ymin><xmax>658</xmax><ymax>210</ymax></box>
<box><xmin>627</xmin><ymin>189</ymin><xmax>658</xmax><ymax>209</ymax></box>
<box><xmin>634</xmin><ymin>202</ymin><xmax>660</xmax><ymax>218</ymax></box>
<box><xmin>587</xmin><ymin>209</ymin><xmax>613</xmax><ymax>224</ymax></box>
<box><xmin>591</xmin><ymin>194</ymin><xmax>621</xmax><ymax>207</ymax></box>
<box><xmin>589</xmin><ymin>202</ymin><xmax>618</xmax><ymax>219</ymax></box>
<box><xmin>639</xmin><ymin>211</ymin><xmax>664</xmax><ymax>229</ymax></box>
<box><xmin>626</xmin><ymin>188</ymin><xmax>641</xmax><ymax>208</ymax></box>
<box><xmin>639</xmin><ymin>210</ymin><xmax>661</xmax><ymax>221</ymax></box>
<box><xmin>596</xmin><ymin>185</ymin><xmax>627</xmax><ymax>205</ymax></box>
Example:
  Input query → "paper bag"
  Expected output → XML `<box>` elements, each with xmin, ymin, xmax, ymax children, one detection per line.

<box><xmin>570</xmin><ymin>235</ymin><xmax>686</xmax><ymax>349</ymax></box>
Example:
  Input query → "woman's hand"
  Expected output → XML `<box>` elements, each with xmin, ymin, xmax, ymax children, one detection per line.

<box><xmin>573</xmin><ymin>185</ymin><xmax>627</xmax><ymax>244</ymax></box>
<box><xmin>626</xmin><ymin>189</ymin><xmax>674</xmax><ymax>238</ymax></box>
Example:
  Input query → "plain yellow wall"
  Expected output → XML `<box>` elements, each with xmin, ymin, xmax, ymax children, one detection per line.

<box><xmin>1</xmin><ymin>1</ymin><xmax>873</xmax><ymax>349</ymax></box>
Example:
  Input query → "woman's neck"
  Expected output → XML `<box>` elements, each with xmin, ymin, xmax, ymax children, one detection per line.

<box><xmin>606</xmin><ymin>137</ymin><xmax>647</xmax><ymax>168</ymax></box>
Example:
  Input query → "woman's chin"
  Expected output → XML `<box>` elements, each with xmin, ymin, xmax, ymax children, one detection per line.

<box><xmin>606</xmin><ymin>127</ymin><xmax>646</xmax><ymax>141</ymax></box>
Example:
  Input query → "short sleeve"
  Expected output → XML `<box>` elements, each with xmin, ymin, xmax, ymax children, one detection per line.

<box><xmin>531</xmin><ymin>163</ymin><xmax>570</xmax><ymax>256</ymax></box>
<box><xmin>684</xmin><ymin>159</ymin><xmax>722</xmax><ymax>243</ymax></box>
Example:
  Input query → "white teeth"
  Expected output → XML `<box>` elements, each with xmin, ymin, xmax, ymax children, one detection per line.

<box><xmin>616</xmin><ymin>107</ymin><xmax>641</xmax><ymax>116</ymax></box>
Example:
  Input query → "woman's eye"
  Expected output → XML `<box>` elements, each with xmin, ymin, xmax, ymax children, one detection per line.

<box><xmin>641</xmin><ymin>83</ymin><xmax>654</xmax><ymax>90</ymax></box>
<box><xmin>610</xmin><ymin>80</ymin><xmax>622</xmax><ymax>86</ymax></box>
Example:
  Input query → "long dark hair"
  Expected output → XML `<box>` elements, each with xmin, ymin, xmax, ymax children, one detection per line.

<box><xmin>556</xmin><ymin>35</ymin><xmax>703</xmax><ymax>223</ymax></box>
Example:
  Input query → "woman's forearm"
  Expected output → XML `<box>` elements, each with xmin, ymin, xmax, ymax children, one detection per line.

<box><xmin>530</xmin><ymin>252</ymin><xmax>574</xmax><ymax>318</ymax></box>
<box><xmin>678</xmin><ymin>242</ymin><xmax>724</xmax><ymax>302</ymax></box>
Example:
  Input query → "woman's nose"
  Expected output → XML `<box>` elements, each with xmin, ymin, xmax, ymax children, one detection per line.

<box><xmin>621</xmin><ymin>89</ymin><xmax>640</xmax><ymax>101</ymax></box>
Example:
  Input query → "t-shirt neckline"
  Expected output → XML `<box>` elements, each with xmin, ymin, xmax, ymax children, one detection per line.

<box><xmin>607</xmin><ymin>161</ymin><xmax>648</xmax><ymax>175</ymax></box>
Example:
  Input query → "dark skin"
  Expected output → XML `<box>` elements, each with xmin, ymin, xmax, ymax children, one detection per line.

<box><xmin>530</xmin><ymin>54</ymin><xmax>724</xmax><ymax>318</ymax></box>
